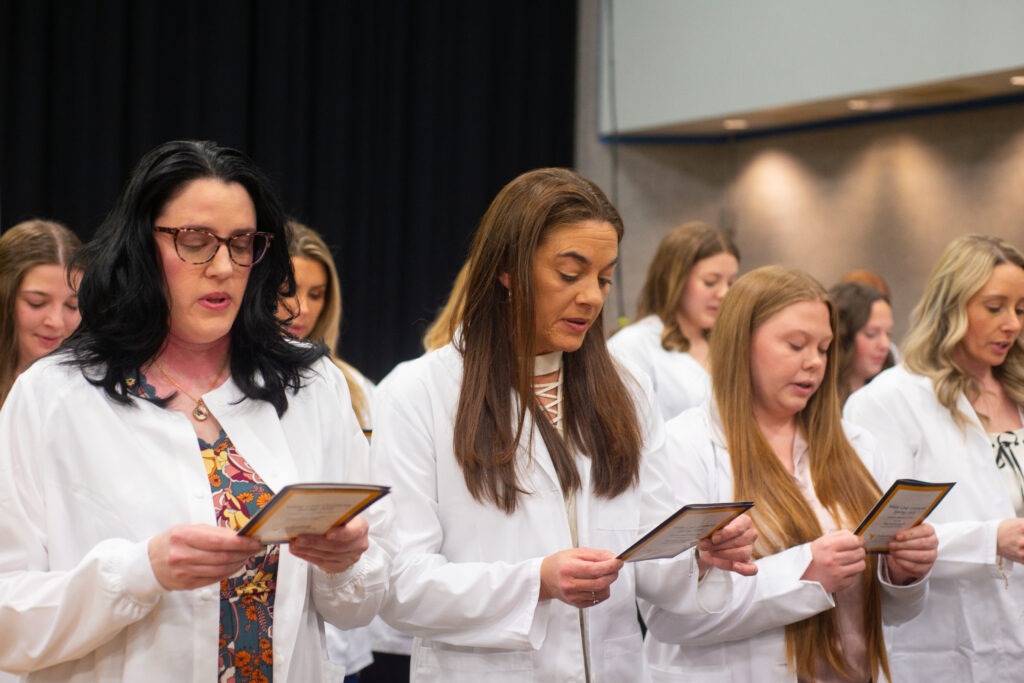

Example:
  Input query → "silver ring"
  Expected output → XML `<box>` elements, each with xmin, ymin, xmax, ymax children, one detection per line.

<box><xmin>591</xmin><ymin>591</ymin><xmax>599</xmax><ymax>605</ymax></box>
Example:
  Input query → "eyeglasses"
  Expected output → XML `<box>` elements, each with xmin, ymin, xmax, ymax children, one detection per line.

<box><xmin>153</xmin><ymin>227</ymin><xmax>273</xmax><ymax>267</ymax></box>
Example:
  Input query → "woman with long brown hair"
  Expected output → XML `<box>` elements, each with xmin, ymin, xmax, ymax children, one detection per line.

<box><xmin>642</xmin><ymin>265</ymin><xmax>936</xmax><ymax>682</ymax></box>
<box><xmin>608</xmin><ymin>222</ymin><xmax>738</xmax><ymax>420</ymax></box>
<box><xmin>371</xmin><ymin>168</ymin><xmax>756</xmax><ymax>682</ymax></box>
<box><xmin>0</xmin><ymin>219</ymin><xmax>81</xmax><ymax>406</ymax></box>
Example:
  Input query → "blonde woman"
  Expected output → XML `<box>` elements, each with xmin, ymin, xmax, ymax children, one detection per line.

<box><xmin>608</xmin><ymin>222</ymin><xmax>738</xmax><ymax>420</ymax></box>
<box><xmin>642</xmin><ymin>266</ymin><xmax>935</xmax><ymax>682</ymax></box>
<box><xmin>845</xmin><ymin>234</ymin><xmax>1024</xmax><ymax>682</ymax></box>
<box><xmin>0</xmin><ymin>219</ymin><xmax>81</xmax><ymax>406</ymax></box>
<box><xmin>278</xmin><ymin>220</ymin><xmax>372</xmax><ymax>429</ymax></box>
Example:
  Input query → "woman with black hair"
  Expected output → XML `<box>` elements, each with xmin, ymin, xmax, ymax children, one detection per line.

<box><xmin>0</xmin><ymin>140</ymin><xmax>392</xmax><ymax>682</ymax></box>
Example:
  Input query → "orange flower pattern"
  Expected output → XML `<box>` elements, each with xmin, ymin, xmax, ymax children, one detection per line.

<box><xmin>201</xmin><ymin>430</ymin><xmax>279</xmax><ymax>683</ymax></box>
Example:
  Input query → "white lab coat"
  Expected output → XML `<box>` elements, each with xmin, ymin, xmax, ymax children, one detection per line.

<box><xmin>607</xmin><ymin>316</ymin><xmax>710</xmax><ymax>421</ymax></box>
<box><xmin>641</xmin><ymin>403</ymin><xmax>927</xmax><ymax>683</ymax></box>
<box><xmin>371</xmin><ymin>344</ymin><xmax>734</xmax><ymax>683</ymax></box>
<box><xmin>325</xmin><ymin>364</ymin><xmax>377</xmax><ymax>677</ymax></box>
<box><xmin>845</xmin><ymin>365</ymin><xmax>1024</xmax><ymax>683</ymax></box>
<box><xmin>0</xmin><ymin>354</ymin><xmax>393</xmax><ymax>683</ymax></box>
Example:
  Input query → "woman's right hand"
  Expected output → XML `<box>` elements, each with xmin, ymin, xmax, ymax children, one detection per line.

<box><xmin>539</xmin><ymin>548</ymin><xmax>623</xmax><ymax>609</ymax></box>
<box><xmin>148</xmin><ymin>524</ymin><xmax>264</xmax><ymax>591</ymax></box>
<box><xmin>800</xmin><ymin>530</ymin><xmax>866</xmax><ymax>593</ymax></box>
<box><xmin>997</xmin><ymin>518</ymin><xmax>1024</xmax><ymax>562</ymax></box>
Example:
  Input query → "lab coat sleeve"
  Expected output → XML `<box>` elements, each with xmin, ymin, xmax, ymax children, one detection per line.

<box><xmin>371</xmin><ymin>371</ymin><xmax>547</xmax><ymax>650</ymax></box>
<box><xmin>851</xmin><ymin>423</ymin><xmax>931</xmax><ymax>624</ymax></box>
<box><xmin>630</xmin><ymin>392</ymin><xmax>738</xmax><ymax>616</ymax></box>
<box><xmin>309</xmin><ymin>362</ymin><xmax>393</xmax><ymax>630</ymax></box>
<box><xmin>0</xmin><ymin>374</ymin><xmax>166</xmax><ymax>674</ymax></box>
<box><xmin>845</xmin><ymin>382</ymin><xmax>1006</xmax><ymax>581</ymax></box>
<box><xmin>639</xmin><ymin>408</ymin><xmax>835</xmax><ymax>647</ymax></box>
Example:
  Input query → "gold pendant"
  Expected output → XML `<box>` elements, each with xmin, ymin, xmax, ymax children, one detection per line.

<box><xmin>193</xmin><ymin>400</ymin><xmax>209</xmax><ymax>422</ymax></box>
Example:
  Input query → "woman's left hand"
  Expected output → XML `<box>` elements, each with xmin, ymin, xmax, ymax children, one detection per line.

<box><xmin>289</xmin><ymin>514</ymin><xmax>371</xmax><ymax>574</ymax></box>
<box><xmin>697</xmin><ymin>514</ymin><xmax>758</xmax><ymax>577</ymax></box>
<box><xmin>886</xmin><ymin>522</ymin><xmax>938</xmax><ymax>585</ymax></box>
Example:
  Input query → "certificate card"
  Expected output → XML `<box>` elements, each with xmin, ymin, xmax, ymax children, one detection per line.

<box><xmin>617</xmin><ymin>501</ymin><xmax>754</xmax><ymax>562</ymax></box>
<box><xmin>237</xmin><ymin>483</ymin><xmax>390</xmax><ymax>544</ymax></box>
<box><xmin>854</xmin><ymin>479</ymin><xmax>954</xmax><ymax>553</ymax></box>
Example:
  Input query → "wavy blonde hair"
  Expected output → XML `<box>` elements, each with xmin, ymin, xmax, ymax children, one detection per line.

<box><xmin>902</xmin><ymin>234</ymin><xmax>1024</xmax><ymax>428</ymax></box>
<box><xmin>635</xmin><ymin>221</ymin><xmax>738</xmax><ymax>352</ymax></box>
<box><xmin>0</xmin><ymin>219</ymin><xmax>81</xmax><ymax>406</ymax></box>
<box><xmin>283</xmin><ymin>221</ymin><xmax>369</xmax><ymax>428</ymax></box>
<box><xmin>711</xmin><ymin>265</ymin><xmax>888</xmax><ymax>681</ymax></box>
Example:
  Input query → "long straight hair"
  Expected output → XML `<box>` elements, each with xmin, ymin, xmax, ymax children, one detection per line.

<box><xmin>711</xmin><ymin>265</ymin><xmax>888</xmax><ymax>681</ymax></box>
<box><xmin>635</xmin><ymin>221</ymin><xmax>738</xmax><ymax>352</ymax></box>
<box><xmin>453</xmin><ymin>168</ymin><xmax>643</xmax><ymax>513</ymax></box>
<box><xmin>0</xmin><ymin>219</ymin><xmax>81</xmax><ymax>405</ymax></box>
<box><xmin>903</xmin><ymin>234</ymin><xmax>1024</xmax><ymax>427</ymax></box>
<box><xmin>66</xmin><ymin>140</ymin><xmax>323</xmax><ymax>416</ymax></box>
<box><xmin>283</xmin><ymin>220</ymin><xmax>369</xmax><ymax>426</ymax></box>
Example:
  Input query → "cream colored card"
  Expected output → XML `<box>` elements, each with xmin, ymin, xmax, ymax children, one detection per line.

<box><xmin>855</xmin><ymin>479</ymin><xmax>954</xmax><ymax>553</ymax></box>
<box><xmin>237</xmin><ymin>483</ymin><xmax>390</xmax><ymax>544</ymax></box>
<box><xmin>618</xmin><ymin>501</ymin><xmax>754</xmax><ymax>562</ymax></box>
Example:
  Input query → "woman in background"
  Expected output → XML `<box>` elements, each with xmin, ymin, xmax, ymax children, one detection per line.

<box><xmin>642</xmin><ymin>266</ymin><xmax>935</xmax><ymax>682</ymax></box>
<box><xmin>829</xmin><ymin>281</ymin><xmax>894</xmax><ymax>404</ymax></box>
<box><xmin>279</xmin><ymin>220</ymin><xmax>372</xmax><ymax>430</ymax></box>
<box><xmin>0</xmin><ymin>219</ymin><xmax>81</xmax><ymax>406</ymax></box>
<box><xmin>608</xmin><ymin>222</ymin><xmax>738</xmax><ymax>420</ymax></box>
<box><xmin>845</xmin><ymin>234</ymin><xmax>1024</xmax><ymax>682</ymax></box>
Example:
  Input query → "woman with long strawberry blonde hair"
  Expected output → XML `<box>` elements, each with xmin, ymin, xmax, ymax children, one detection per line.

<box><xmin>642</xmin><ymin>265</ymin><xmax>936</xmax><ymax>682</ymax></box>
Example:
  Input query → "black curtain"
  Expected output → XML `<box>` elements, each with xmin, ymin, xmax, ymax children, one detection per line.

<box><xmin>0</xmin><ymin>0</ymin><xmax>578</xmax><ymax>381</ymax></box>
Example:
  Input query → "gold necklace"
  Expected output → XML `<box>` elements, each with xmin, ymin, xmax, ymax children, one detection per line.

<box><xmin>153</xmin><ymin>355</ymin><xmax>230</xmax><ymax>422</ymax></box>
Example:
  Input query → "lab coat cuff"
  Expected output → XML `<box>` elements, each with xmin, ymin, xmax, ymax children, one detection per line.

<box><xmin>115</xmin><ymin>538</ymin><xmax>166</xmax><ymax>606</ymax></box>
<box><xmin>877</xmin><ymin>555</ymin><xmax>932</xmax><ymax>588</ymax></box>
<box><xmin>313</xmin><ymin>539</ymin><xmax>389</xmax><ymax>594</ymax></box>
<box><xmin>526</xmin><ymin>556</ymin><xmax>550</xmax><ymax>649</ymax></box>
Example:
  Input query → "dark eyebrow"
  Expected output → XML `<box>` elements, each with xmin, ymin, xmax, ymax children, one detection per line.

<box><xmin>556</xmin><ymin>251</ymin><xmax>619</xmax><ymax>269</ymax></box>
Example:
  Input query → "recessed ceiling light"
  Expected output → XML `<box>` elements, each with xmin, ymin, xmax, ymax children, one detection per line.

<box><xmin>1011</xmin><ymin>75</ymin><xmax>1024</xmax><ymax>86</ymax></box>
<box><xmin>847</xmin><ymin>97</ymin><xmax>893</xmax><ymax>112</ymax></box>
<box><xmin>723</xmin><ymin>119</ymin><xmax>749</xmax><ymax>130</ymax></box>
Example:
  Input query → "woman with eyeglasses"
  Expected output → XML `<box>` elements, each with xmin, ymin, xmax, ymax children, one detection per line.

<box><xmin>845</xmin><ymin>235</ymin><xmax>1024</xmax><ymax>681</ymax></box>
<box><xmin>0</xmin><ymin>140</ymin><xmax>392</xmax><ymax>682</ymax></box>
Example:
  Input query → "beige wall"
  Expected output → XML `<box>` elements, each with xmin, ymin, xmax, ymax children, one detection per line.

<box><xmin>577</xmin><ymin>0</ymin><xmax>1024</xmax><ymax>341</ymax></box>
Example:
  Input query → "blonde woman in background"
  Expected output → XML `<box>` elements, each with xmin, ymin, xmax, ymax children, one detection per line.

<box><xmin>642</xmin><ymin>266</ymin><xmax>935</xmax><ymax>682</ymax></box>
<box><xmin>608</xmin><ymin>222</ymin><xmax>738</xmax><ymax>420</ymax></box>
<box><xmin>0</xmin><ymin>218</ymin><xmax>82</xmax><ymax>407</ymax></box>
<box><xmin>845</xmin><ymin>235</ymin><xmax>1024</xmax><ymax>682</ymax></box>
<box><xmin>277</xmin><ymin>220</ymin><xmax>377</xmax><ymax>681</ymax></box>
<box><xmin>279</xmin><ymin>220</ymin><xmax>372</xmax><ymax>429</ymax></box>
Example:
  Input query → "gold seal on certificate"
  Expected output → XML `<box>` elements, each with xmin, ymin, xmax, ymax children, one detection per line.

<box><xmin>617</xmin><ymin>501</ymin><xmax>754</xmax><ymax>562</ymax></box>
<box><xmin>237</xmin><ymin>483</ymin><xmax>390</xmax><ymax>544</ymax></box>
<box><xmin>855</xmin><ymin>479</ymin><xmax>954</xmax><ymax>553</ymax></box>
